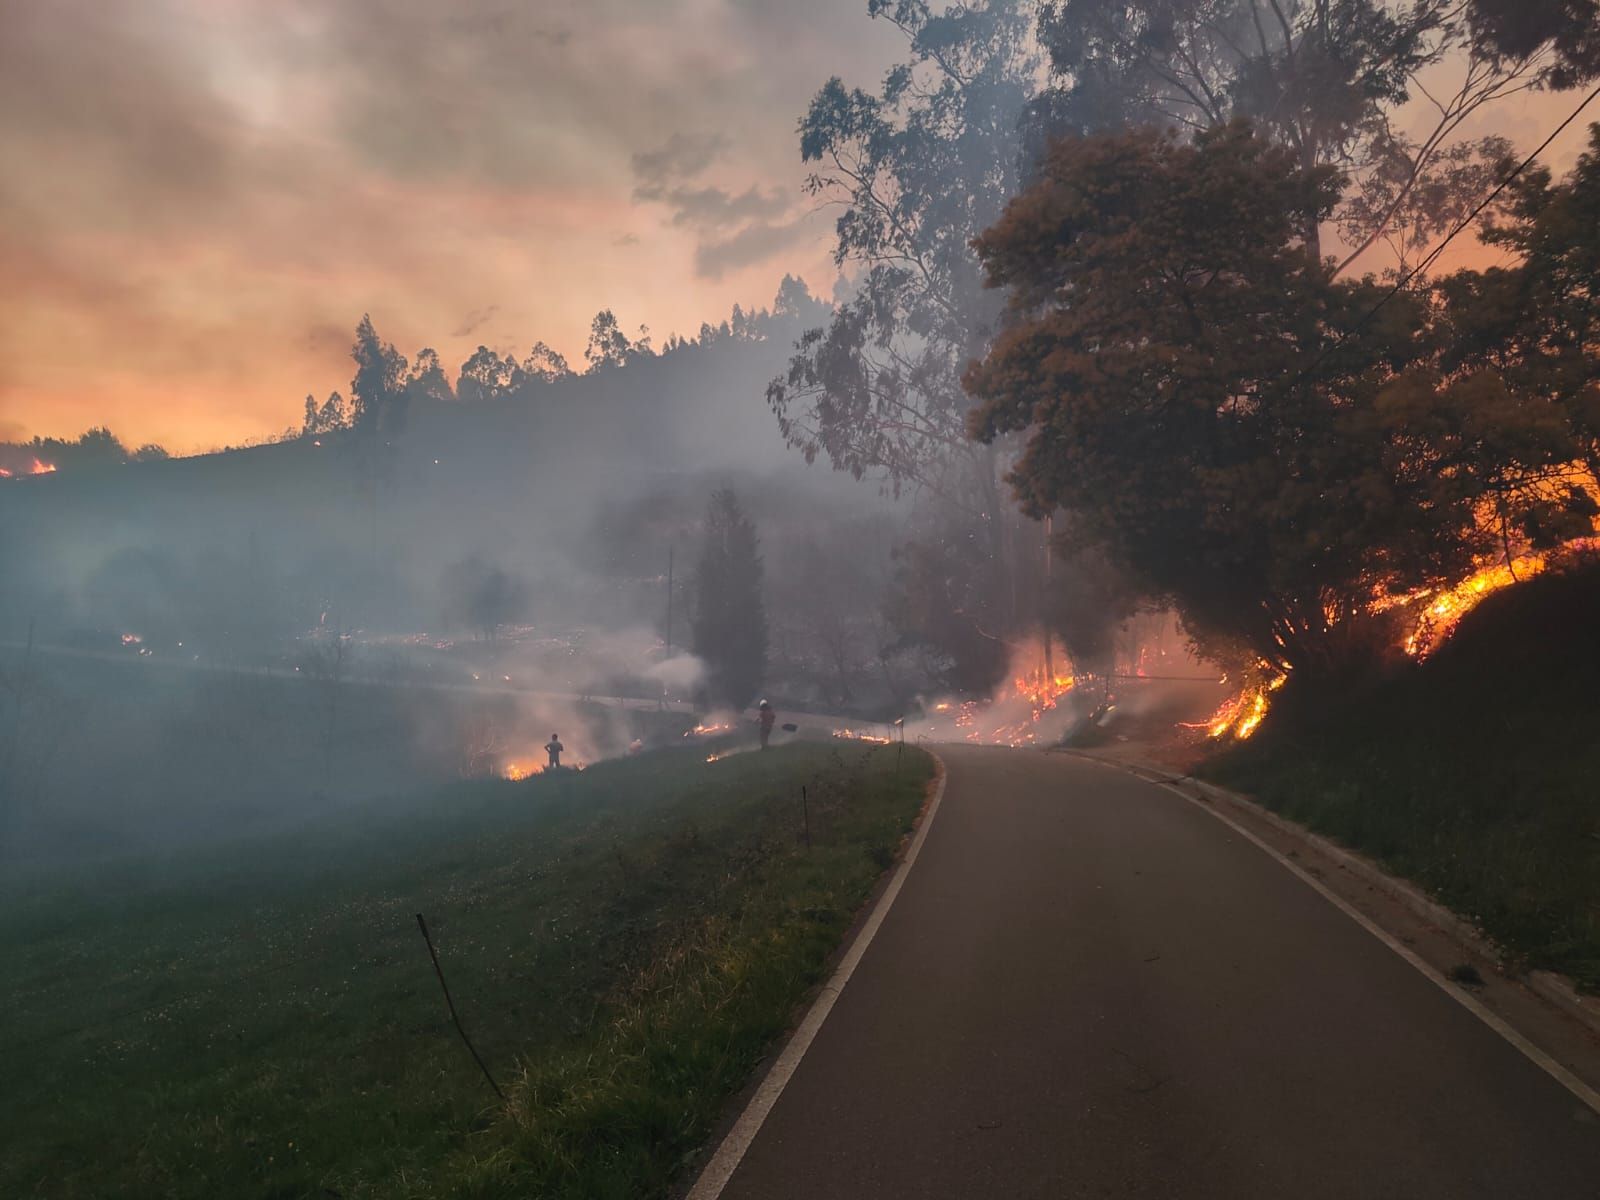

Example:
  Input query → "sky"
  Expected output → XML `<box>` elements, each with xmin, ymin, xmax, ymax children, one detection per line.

<box><xmin>0</xmin><ymin>0</ymin><xmax>1594</xmax><ymax>454</ymax></box>
<box><xmin>0</xmin><ymin>0</ymin><xmax>906</xmax><ymax>453</ymax></box>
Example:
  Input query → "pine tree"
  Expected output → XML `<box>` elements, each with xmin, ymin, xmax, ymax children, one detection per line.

<box><xmin>692</xmin><ymin>489</ymin><xmax>768</xmax><ymax>709</ymax></box>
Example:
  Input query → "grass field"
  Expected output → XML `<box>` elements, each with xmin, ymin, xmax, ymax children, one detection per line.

<box><xmin>1204</xmin><ymin>562</ymin><xmax>1600</xmax><ymax>992</ymax></box>
<box><xmin>0</xmin><ymin>738</ymin><xmax>934</xmax><ymax>1199</ymax></box>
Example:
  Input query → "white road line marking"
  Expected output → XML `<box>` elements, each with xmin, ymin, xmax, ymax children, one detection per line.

<box><xmin>1145</xmin><ymin>776</ymin><xmax>1600</xmax><ymax>1117</ymax></box>
<box><xmin>685</xmin><ymin>754</ymin><xmax>950</xmax><ymax>1200</ymax></box>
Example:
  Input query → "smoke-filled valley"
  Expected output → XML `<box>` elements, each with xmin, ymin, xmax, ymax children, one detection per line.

<box><xmin>7</xmin><ymin>0</ymin><xmax>1600</xmax><ymax>1195</ymax></box>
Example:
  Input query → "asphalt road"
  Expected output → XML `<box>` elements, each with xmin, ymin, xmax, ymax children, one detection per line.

<box><xmin>716</xmin><ymin>745</ymin><xmax>1600</xmax><ymax>1199</ymax></box>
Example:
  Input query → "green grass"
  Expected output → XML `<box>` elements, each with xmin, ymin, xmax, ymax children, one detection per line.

<box><xmin>0</xmin><ymin>739</ymin><xmax>933</xmax><ymax>1199</ymax></box>
<box><xmin>1203</xmin><ymin>562</ymin><xmax>1600</xmax><ymax>991</ymax></box>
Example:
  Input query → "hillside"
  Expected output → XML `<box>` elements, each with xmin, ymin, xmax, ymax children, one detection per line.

<box><xmin>1204</xmin><ymin>558</ymin><xmax>1600</xmax><ymax>990</ymax></box>
<box><xmin>0</xmin><ymin>309</ymin><xmax>901</xmax><ymax>646</ymax></box>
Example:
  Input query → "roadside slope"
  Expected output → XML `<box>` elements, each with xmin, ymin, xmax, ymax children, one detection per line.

<box><xmin>1205</xmin><ymin>561</ymin><xmax>1600</xmax><ymax>991</ymax></box>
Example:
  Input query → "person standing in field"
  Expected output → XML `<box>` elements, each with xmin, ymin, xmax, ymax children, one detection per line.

<box><xmin>545</xmin><ymin>733</ymin><xmax>564</xmax><ymax>770</ymax></box>
<box><xmin>758</xmin><ymin>700</ymin><xmax>776</xmax><ymax>750</ymax></box>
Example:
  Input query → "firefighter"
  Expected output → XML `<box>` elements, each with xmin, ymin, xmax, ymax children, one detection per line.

<box><xmin>758</xmin><ymin>700</ymin><xmax>776</xmax><ymax>750</ymax></box>
<box><xmin>545</xmin><ymin>733</ymin><xmax>564</xmax><ymax>771</ymax></box>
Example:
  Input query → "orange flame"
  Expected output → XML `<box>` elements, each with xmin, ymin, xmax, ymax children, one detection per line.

<box><xmin>832</xmin><ymin>728</ymin><xmax>893</xmax><ymax>745</ymax></box>
<box><xmin>1188</xmin><ymin>669</ymin><xmax>1285</xmax><ymax>741</ymax></box>
<box><xmin>1403</xmin><ymin>553</ymin><xmax>1548</xmax><ymax>659</ymax></box>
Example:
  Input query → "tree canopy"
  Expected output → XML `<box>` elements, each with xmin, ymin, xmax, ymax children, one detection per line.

<box><xmin>692</xmin><ymin>489</ymin><xmax>769</xmax><ymax>709</ymax></box>
<box><xmin>964</xmin><ymin>121</ymin><xmax>1590</xmax><ymax>681</ymax></box>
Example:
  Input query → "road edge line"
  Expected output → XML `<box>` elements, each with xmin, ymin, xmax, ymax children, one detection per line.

<box><xmin>1121</xmin><ymin>769</ymin><xmax>1600</xmax><ymax>1117</ymax></box>
<box><xmin>684</xmin><ymin>750</ymin><xmax>950</xmax><ymax>1200</ymax></box>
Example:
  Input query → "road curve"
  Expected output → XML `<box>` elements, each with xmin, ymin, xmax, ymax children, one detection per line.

<box><xmin>715</xmin><ymin>745</ymin><xmax>1600</xmax><ymax>1199</ymax></box>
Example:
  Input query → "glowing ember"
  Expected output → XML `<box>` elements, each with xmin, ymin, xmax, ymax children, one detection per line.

<box><xmin>120</xmin><ymin>633</ymin><xmax>143</xmax><ymax>646</ymax></box>
<box><xmin>832</xmin><ymin>728</ymin><xmax>893</xmax><ymax>745</ymax></box>
<box><xmin>983</xmin><ymin>667</ymin><xmax>1077</xmax><ymax>746</ymax></box>
<box><xmin>1012</xmin><ymin>669</ymin><xmax>1076</xmax><ymax>713</ymax></box>
<box><xmin>685</xmin><ymin>722</ymin><xmax>734</xmax><ymax>738</ymax></box>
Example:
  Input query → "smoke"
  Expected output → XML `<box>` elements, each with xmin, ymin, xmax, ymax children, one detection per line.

<box><xmin>645</xmin><ymin>650</ymin><xmax>705</xmax><ymax>692</ymax></box>
<box><xmin>0</xmin><ymin>282</ymin><xmax>920</xmax><ymax>877</ymax></box>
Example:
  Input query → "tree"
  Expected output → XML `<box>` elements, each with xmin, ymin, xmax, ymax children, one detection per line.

<box><xmin>320</xmin><ymin>391</ymin><xmax>349</xmax><ymax>432</ymax></box>
<box><xmin>349</xmin><ymin>314</ymin><xmax>409</xmax><ymax>436</ymax></box>
<box><xmin>965</xmin><ymin>122</ymin><xmax>1517</xmax><ymax>682</ymax></box>
<box><xmin>882</xmin><ymin>531</ymin><xmax>1011</xmax><ymax>694</ymax></box>
<box><xmin>692</xmin><ymin>489</ymin><xmax>768</xmax><ymax>708</ymax></box>
<box><xmin>767</xmin><ymin>0</ymin><xmax>1045</xmax><ymax>670</ymax></box>
<box><xmin>1041</xmin><ymin>538</ymin><xmax>1139</xmax><ymax>683</ymax></box>
<box><xmin>1467</xmin><ymin>0</ymin><xmax>1600</xmax><ymax>88</ymax></box>
<box><xmin>1032</xmin><ymin>0</ymin><xmax>1549</xmax><ymax>271</ymax></box>
<box><xmin>522</xmin><ymin>341</ymin><xmax>573</xmax><ymax>383</ymax></box>
<box><xmin>584</xmin><ymin>310</ymin><xmax>652</xmax><ymax>371</ymax></box>
<box><xmin>301</xmin><ymin>391</ymin><xmax>349</xmax><ymax>436</ymax></box>
<box><xmin>405</xmin><ymin>347</ymin><xmax>455</xmax><ymax>406</ymax></box>
<box><xmin>769</xmin><ymin>0</ymin><xmax>1039</xmax><ymax>497</ymax></box>
<box><xmin>1427</xmin><ymin>122</ymin><xmax>1600</xmax><ymax>524</ymax></box>
<box><xmin>443</xmin><ymin>556</ymin><xmax>532</xmax><ymax>641</ymax></box>
<box><xmin>457</xmin><ymin>345</ymin><xmax>524</xmax><ymax>403</ymax></box>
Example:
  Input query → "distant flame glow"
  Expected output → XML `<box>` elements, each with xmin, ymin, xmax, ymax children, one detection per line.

<box><xmin>1</xmin><ymin>458</ymin><xmax>56</xmax><ymax>478</ymax></box>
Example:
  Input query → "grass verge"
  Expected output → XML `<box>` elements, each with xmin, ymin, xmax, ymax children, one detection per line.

<box><xmin>0</xmin><ymin>739</ymin><xmax>933</xmax><ymax>1198</ymax></box>
<box><xmin>1203</xmin><ymin>563</ymin><xmax>1600</xmax><ymax>992</ymax></box>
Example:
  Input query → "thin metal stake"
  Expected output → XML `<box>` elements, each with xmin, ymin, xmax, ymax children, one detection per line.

<box><xmin>415</xmin><ymin>913</ymin><xmax>506</xmax><ymax>1103</ymax></box>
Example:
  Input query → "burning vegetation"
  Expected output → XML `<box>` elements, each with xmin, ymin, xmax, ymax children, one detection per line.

<box><xmin>0</xmin><ymin>457</ymin><xmax>56</xmax><ymax>478</ymax></box>
<box><xmin>1201</xmin><ymin>531</ymin><xmax>1600</xmax><ymax>740</ymax></box>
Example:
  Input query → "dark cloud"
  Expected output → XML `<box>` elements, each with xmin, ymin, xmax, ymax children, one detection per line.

<box><xmin>300</xmin><ymin>322</ymin><xmax>351</xmax><ymax>354</ymax></box>
<box><xmin>630</xmin><ymin>125</ymin><xmax>803</xmax><ymax>278</ymax></box>
<box><xmin>631</xmin><ymin>132</ymin><xmax>729</xmax><ymax>190</ymax></box>
<box><xmin>452</xmin><ymin>306</ymin><xmax>502</xmax><ymax>339</ymax></box>
<box><xmin>695</xmin><ymin>216</ymin><xmax>817</xmax><ymax>281</ymax></box>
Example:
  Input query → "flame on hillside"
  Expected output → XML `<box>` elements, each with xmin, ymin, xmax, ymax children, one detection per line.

<box><xmin>502</xmin><ymin>758</ymin><xmax>584</xmax><ymax>780</ymax></box>
<box><xmin>0</xmin><ymin>458</ymin><xmax>57</xmax><ymax>479</ymax></box>
<box><xmin>1198</xmin><ymin>531</ymin><xmax>1600</xmax><ymax>740</ymax></box>
<box><xmin>1403</xmin><ymin>553</ymin><xmax>1546</xmax><ymax>659</ymax></box>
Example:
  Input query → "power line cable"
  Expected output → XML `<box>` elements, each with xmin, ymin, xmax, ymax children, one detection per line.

<box><xmin>1296</xmin><ymin>78</ymin><xmax>1600</xmax><ymax>386</ymax></box>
